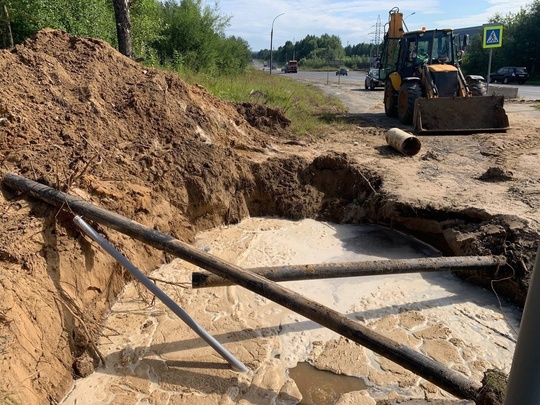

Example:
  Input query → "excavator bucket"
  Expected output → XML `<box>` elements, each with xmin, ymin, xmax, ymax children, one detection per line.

<box><xmin>414</xmin><ymin>95</ymin><xmax>509</xmax><ymax>134</ymax></box>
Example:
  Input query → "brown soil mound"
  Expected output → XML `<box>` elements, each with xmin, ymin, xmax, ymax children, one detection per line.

<box><xmin>0</xmin><ymin>29</ymin><xmax>293</xmax><ymax>404</ymax></box>
<box><xmin>0</xmin><ymin>29</ymin><xmax>538</xmax><ymax>405</ymax></box>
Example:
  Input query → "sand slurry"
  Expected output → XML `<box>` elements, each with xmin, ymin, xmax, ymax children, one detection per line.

<box><xmin>61</xmin><ymin>218</ymin><xmax>520</xmax><ymax>404</ymax></box>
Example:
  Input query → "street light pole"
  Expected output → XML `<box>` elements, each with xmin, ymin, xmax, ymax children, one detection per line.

<box><xmin>403</xmin><ymin>11</ymin><xmax>415</xmax><ymax>32</ymax></box>
<box><xmin>270</xmin><ymin>13</ymin><xmax>284</xmax><ymax>75</ymax></box>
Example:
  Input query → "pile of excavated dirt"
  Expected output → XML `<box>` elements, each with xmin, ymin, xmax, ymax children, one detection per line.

<box><xmin>0</xmin><ymin>29</ymin><xmax>298</xmax><ymax>405</ymax></box>
<box><xmin>0</xmin><ymin>29</ymin><xmax>538</xmax><ymax>404</ymax></box>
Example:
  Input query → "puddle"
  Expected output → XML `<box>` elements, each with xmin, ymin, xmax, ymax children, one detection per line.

<box><xmin>288</xmin><ymin>361</ymin><xmax>368</xmax><ymax>404</ymax></box>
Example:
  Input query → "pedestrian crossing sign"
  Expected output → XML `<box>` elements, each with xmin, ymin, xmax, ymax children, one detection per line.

<box><xmin>483</xmin><ymin>25</ymin><xmax>503</xmax><ymax>48</ymax></box>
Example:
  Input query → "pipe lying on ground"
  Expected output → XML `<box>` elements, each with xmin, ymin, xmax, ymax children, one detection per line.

<box><xmin>192</xmin><ymin>256</ymin><xmax>506</xmax><ymax>288</ymax></box>
<box><xmin>2</xmin><ymin>173</ymin><xmax>482</xmax><ymax>400</ymax></box>
<box><xmin>386</xmin><ymin>128</ymin><xmax>421</xmax><ymax>156</ymax></box>
<box><xmin>73</xmin><ymin>215</ymin><xmax>249</xmax><ymax>373</ymax></box>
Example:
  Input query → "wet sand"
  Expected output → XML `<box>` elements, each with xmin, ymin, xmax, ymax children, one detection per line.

<box><xmin>61</xmin><ymin>218</ymin><xmax>520</xmax><ymax>404</ymax></box>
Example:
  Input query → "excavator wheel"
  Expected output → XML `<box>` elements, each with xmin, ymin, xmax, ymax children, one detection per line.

<box><xmin>398</xmin><ymin>81</ymin><xmax>422</xmax><ymax>125</ymax></box>
<box><xmin>384</xmin><ymin>80</ymin><xmax>398</xmax><ymax>117</ymax></box>
<box><xmin>466</xmin><ymin>77</ymin><xmax>487</xmax><ymax>96</ymax></box>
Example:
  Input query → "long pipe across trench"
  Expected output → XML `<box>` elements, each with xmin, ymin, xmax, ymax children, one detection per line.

<box><xmin>192</xmin><ymin>256</ymin><xmax>506</xmax><ymax>288</ymax></box>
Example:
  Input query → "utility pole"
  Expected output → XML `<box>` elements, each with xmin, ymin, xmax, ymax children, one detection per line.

<box><xmin>374</xmin><ymin>15</ymin><xmax>382</xmax><ymax>57</ymax></box>
<box><xmin>270</xmin><ymin>13</ymin><xmax>284</xmax><ymax>75</ymax></box>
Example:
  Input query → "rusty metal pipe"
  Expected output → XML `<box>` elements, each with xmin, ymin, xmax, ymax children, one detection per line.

<box><xmin>386</xmin><ymin>128</ymin><xmax>421</xmax><ymax>156</ymax></box>
<box><xmin>2</xmin><ymin>173</ymin><xmax>482</xmax><ymax>400</ymax></box>
<box><xmin>192</xmin><ymin>255</ymin><xmax>506</xmax><ymax>288</ymax></box>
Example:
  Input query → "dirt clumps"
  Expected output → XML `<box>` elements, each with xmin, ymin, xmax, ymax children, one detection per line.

<box><xmin>234</xmin><ymin>102</ymin><xmax>291</xmax><ymax>137</ymax></box>
<box><xmin>475</xmin><ymin>369</ymin><xmax>507</xmax><ymax>405</ymax></box>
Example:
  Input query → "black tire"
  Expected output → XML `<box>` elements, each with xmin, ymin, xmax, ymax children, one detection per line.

<box><xmin>384</xmin><ymin>80</ymin><xmax>398</xmax><ymax>118</ymax></box>
<box><xmin>518</xmin><ymin>80</ymin><xmax>524</xmax><ymax>85</ymax></box>
<box><xmin>398</xmin><ymin>81</ymin><xmax>422</xmax><ymax>125</ymax></box>
<box><xmin>466</xmin><ymin>78</ymin><xmax>487</xmax><ymax>96</ymax></box>
<box><xmin>503</xmin><ymin>77</ymin><xmax>509</xmax><ymax>84</ymax></box>
<box><xmin>370</xmin><ymin>80</ymin><xmax>375</xmax><ymax>91</ymax></box>
<box><xmin>364</xmin><ymin>79</ymin><xmax>368</xmax><ymax>90</ymax></box>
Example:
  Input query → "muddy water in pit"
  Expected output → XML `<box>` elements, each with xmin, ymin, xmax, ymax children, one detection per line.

<box><xmin>289</xmin><ymin>362</ymin><xmax>368</xmax><ymax>404</ymax></box>
<box><xmin>61</xmin><ymin>218</ymin><xmax>521</xmax><ymax>404</ymax></box>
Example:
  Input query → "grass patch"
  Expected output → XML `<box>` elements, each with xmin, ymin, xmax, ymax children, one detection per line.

<box><xmin>180</xmin><ymin>67</ymin><xmax>349</xmax><ymax>138</ymax></box>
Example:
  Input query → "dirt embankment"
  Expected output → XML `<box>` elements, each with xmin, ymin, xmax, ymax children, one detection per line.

<box><xmin>0</xmin><ymin>30</ymin><xmax>538</xmax><ymax>404</ymax></box>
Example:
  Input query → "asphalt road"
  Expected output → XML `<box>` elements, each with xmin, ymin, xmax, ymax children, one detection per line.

<box><xmin>272</xmin><ymin>68</ymin><xmax>539</xmax><ymax>100</ymax></box>
<box><xmin>276</xmin><ymin>69</ymin><xmax>369</xmax><ymax>88</ymax></box>
<box><xmin>488</xmin><ymin>82</ymin><xmax>540</xmax><ymax>99</ymax></box>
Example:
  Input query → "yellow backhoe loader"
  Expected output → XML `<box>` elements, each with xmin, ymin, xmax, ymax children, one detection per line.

<box><xmin>379</xmin><ymin>7</ymin><xmax>509</xmax><ymax>134</ymax></box>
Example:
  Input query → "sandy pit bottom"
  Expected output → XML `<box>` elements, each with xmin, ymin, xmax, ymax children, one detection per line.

<box><xmin>60</xmin><ymin>218</ymin><xmax>521</xmax><ymax>404</ymax></box>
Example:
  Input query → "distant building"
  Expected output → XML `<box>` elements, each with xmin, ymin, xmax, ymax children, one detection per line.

<box><xmin>453</xmin><ymin>26</ymin><xmax>483</xmax><ymax>39</ymax></box>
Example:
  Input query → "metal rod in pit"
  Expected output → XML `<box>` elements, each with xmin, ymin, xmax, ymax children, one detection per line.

<box><xmin>192</xmin><ymin>255</ymin><xmax>506</xmax><ymax>288</ymax></box>
<box><xmin>73</xmin><ymin>215</ymin><xmax>249</xmax><ymax>373</ymax></box>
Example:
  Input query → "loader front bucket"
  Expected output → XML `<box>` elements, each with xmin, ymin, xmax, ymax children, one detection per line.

<box><xmin>414</xmin><ymin>95</ymin><xmax>509</xmax><ymax>134</ymax></box>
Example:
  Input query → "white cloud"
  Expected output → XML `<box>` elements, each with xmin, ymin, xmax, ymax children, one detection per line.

<box><xmin>208</xmin><ymin>0</ymin><xmax>532</xmax><ymax>50</ymax></box>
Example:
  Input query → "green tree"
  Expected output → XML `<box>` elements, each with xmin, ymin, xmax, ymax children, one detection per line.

<box><xmin>268</xmin><ymin>33</ymin><xmax>344</xmax><ymax>68</ymax></box>
<box><xmin>303</xmin><ymin>33</ymin><xmax>344</xmax><ymax>63</ymax></box>
<box><xmin>462</xmin><ymin>2</ymin><xmax>540</xmax><ymax>78</ymax></box>
<box><xmin>295</xmin><ymin>35</ymin><xmax>318</xmax><ymax>60</ymax></box>
<box><xmin>1</xmin><ymin>0</ymin><xmax>14</xmax><ymax>47</ymax></box>
<box><xmin>506</xmin><ymin>1</ymin><xmax>540</xmax><ymax>76</ymax></box>
<box><xmin>152</xmin><ymin>0</ymin><xmax>251</xmax><ymax>74</ymax></box>
<box><xmin>276</xmin><ymin>40</ymin><xmax>295</xmax><ymax>63</ymax></box>
<box><xmin>154</xmin><ymin>0</ymin><xmax>228</xmax><ymax>72</ymax></box>
<box><xmin>217</xmin><ymin>35</ymin><xmax>251</xmax><ymax>74</ymax></box>
<box><xmin>6</xmin><ymin>0</ymin><xmax>115</xmax><ymax>45</ymax></box>
<box><xmin>130</xmin><ymin>0</ymin><xmax>162</xmax><ymax>60</ymax></box>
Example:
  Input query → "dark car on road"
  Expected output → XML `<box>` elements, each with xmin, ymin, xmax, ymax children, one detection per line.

<box><xmin>489</xmin><ymin>66</ymin><xmax>529</xmax><ymax>85</ymax></box>
<box><xmin>365</xmin><ymin>68</ymin><xmax>384</xmax><ymax>90</ymax></box>
<box><xmin>336</xmin><ymin>68</ymin><xmax>348</xmax><ymax>76</ymax></box>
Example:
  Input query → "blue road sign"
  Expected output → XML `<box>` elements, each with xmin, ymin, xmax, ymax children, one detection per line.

<box><xmin>483</xmin><ymin>25</ymin><xmax>503</xmax><ymax>48</ymax></box>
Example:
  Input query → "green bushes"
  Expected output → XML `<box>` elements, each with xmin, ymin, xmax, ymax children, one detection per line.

<box><xmin>2</xmin><ymin>0</ymin><xmax>251</xmax><ymax>76</ymax></box>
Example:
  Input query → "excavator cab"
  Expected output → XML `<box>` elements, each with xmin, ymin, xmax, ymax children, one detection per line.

<box><xmin>379</xmin><ymin>8</ymin><xmax>509</xmax><ymax>134</ymax></box>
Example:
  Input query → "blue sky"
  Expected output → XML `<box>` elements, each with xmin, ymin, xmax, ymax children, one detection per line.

<box><xmin>203</xmin><ymin>0</ymin><xmax>533</xmax><ymax>51</ymax></box>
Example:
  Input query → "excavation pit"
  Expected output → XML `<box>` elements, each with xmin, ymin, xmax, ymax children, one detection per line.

<box><xmin>58</xmin><ymin>218</ymin><xmax>521</xmax><ymax>404</ymax></box>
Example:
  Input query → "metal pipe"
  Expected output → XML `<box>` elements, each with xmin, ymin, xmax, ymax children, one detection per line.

<box><xmin>3</xmin><ymin>173</ymin><xmax>481</xmax><ymax>399</ymax></box>
<box><xmin>503</xmin><ymin>246</ymin><xmax>540</xmax><ymax>405</ymax></box>
<box><xmin>386</xmin><ymin>128</ymin><xmax>421</xmax><ymax>156</ymax></box>
<box><xmin>72</xmin><ymin>215</ymin><xmax>249</xmax><ymax>373</ymax></box>
<box><xmin>192</xmin><ymin>255</ymin><xmax>506</xmax><ymax>288</ymax></box>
